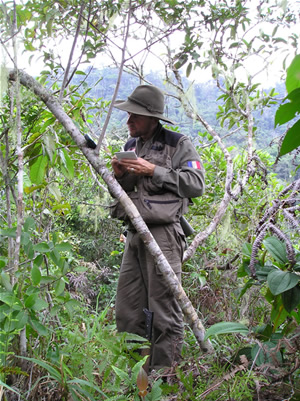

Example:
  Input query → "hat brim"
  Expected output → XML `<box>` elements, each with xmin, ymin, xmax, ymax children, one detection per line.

<box><xmin>114</xmin><ymin>99</ymin><xmax>175</xmax><ymax>125</ymax></box>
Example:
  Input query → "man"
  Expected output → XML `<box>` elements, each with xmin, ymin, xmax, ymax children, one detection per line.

<box><xmin>111</xmin><ymin>84</ymin><xmax>205</xmax><ymax>372</ymax></box>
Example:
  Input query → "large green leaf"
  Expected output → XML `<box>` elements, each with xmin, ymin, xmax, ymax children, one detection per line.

<box><xmin>55</xmin><ymin>242</ymin><xmax>72</xmax><ymax>252</ymax></box>
<box><xmin>0</xmin><ymin>227</ymin><xmax>17</xmax><ymax>238</ymax></box>
<box><xmin>1</xmin><ymin>272</ymin><xmax>12</xmax><ymax>291</ymax></box>
<box><xmin>286</xmin><ymin>54</ymin><xmax>300</xmax><ymax>94</ymax></box>
<box><xmin>263</xmin><ymin>236</ymin><xmax>288</xmax><ymax>265</ymax></box>
<box><xmin>29</xmin><ymin>318</ymin><xmax>48</xmax><ymax>336</ymax></box>
<box><xmin>0</xmin><ymin>257</ymin><xmax>7</xmax><ymax>268</ymax></box>
<box><xmin>24</xmin><ymin>293</ymin><xmax>38</xmax><ymax>308</ymax></box>
<box><xmin>242</xmin><ymin>242</ymin><xmax>252</xmax><ymax>258</ymax></box>
<box><xmin>33</xmin><ymin>242</ymin><xmax>51</xmax><ymax>253</ymax></box>
<box><xmin>30</xmin><ymin>154</ymin><xmax>48</xmax><ymax>184</ymax></box>
<box><xmin>204</xmin><ymin>322</ymin><xmax>249</xmax><ymax>340</ymax></box>
<box><xmin>251</xmin><ymin>341</ymin><xmax>282</xmax><ymax>367</ymax></box>
<box><xmin>280</xmin><ymin>119</ymin><xmax>300</xmax><ymax>156</ymax></box>
<box><xmin>275</xmin><ymin>96</ymin><xmax>300</xmax><ymax>126</ymax></box>
<box><xmin>282</xmin><ymin>285</ymin><xmax>300</xmax><ymax>313</ymax></box>
<box><xmin>54</xmin><ymin>278</ymin><xmax>65</xmax><ymax>296</ymax></box>
<box><xmin>31</xmin><ymin>265</ymin><xmax>42</xmax><ymax>285</ymax></box>
<box><xmin>267</xmin><ymin>269</ymin><xmax>299</xmax><ymax>295</ymax></box>
<box><xmin>14</xmin><ymin>310</ymin><xmax>28</xmax><ymax>329</ymax></box>
<box><xmin>50</xmin><ymin>249</ymin><xmax>64</xmax><ymax>268</ymax></box>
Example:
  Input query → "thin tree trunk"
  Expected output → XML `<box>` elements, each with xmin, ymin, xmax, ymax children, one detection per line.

<box><xmin>11</xmin><ymin>0</ymin><xmax>27</xmax><ymax>364</ymax></box>
<box><xmin>0</xmin><ymin>129</ymin><xmax>14</xmax><ymax>269</ymax></box>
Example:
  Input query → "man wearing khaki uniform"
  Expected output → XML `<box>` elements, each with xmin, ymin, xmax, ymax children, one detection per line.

<box><xmin>111</xmin><ymin>85</ymin><xmax>205</xmax><ymax>371</ymax></box>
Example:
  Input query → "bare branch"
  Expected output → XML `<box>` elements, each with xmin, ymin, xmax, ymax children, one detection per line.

<box><xmin>59</xmin><ymin>2</ymin><xmax>85</xmax><ymax>102</ymax></box>
<box><xmin>95</xmin><ymin>0</ymin><xmax>133</xmax><ymax>153</ymax></box>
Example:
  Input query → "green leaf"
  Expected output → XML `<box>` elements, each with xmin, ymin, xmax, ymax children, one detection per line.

<box><xmin>132</xmin><ymin>357</ymin><xmax>149</xmax><ymax>383</ymax></box>
<box><xmin>67</xmin><ymin>378</ymin><xmax>108</xmax><ymax>398</ymax></box>
<box><xmin>280</xmin><ymin>119</ymin><xmax>300</xmax><ymax>156</ymax></box>
<box><xmin>275</xmin><ymin>101</ymin><xmax>300</xmax><ymax>126</ymax></box>
<box><xmin>75</xmin><ymin>70</ymin><xmax>87</xmax><ymax>76</ymax></box>
<box><xmin>65</xmin><ymin>299</ymin><xmax>80</xmax><ymax>314</ymax></box>
<box><xmin>149</xmin><ymin>379</ymin><xmax>163</xmax><ymax>401</ymax></box>
<box><xmin>0</xmin><ymin>292</ymin><xmax>22</xmax><ymax>309</ymax></box>
<box><xmin>17</xmin><ymin>356</ymin><xmax>60</xmax><ymax>380</ymax></box>
<box><xmin>25</xmin><ymin>293</ymin><xmax>38</xmax><ymax>308</ymax></box>
<box><xmin>48</xmin><ymin>182</ymin><xmax>62</xmax><ymax>202</ymax></box>
<box><xmin>1</xmin><ymin>272</ymin><xmax>12</xmax><ymax>291</ymax></box>
<box><xmin>281</xmin><ymin>285</ymin><xmax>300</xmax><ymax>313</ymax></box>
<box><xmin>0</xmin><ymin>227</ymin><xmax>16</xmax><ymax>238</ymax></box>
<box><xmin>29</xmin><ymin>318</ymin><xmax>48</xmax><ymax>336</ymax></box>
<box><xmin>24</xmin><ymin>240</ymin><xmax>34</xmax><ymax>259</ymax></box>
<box><xmin>267</xmin><ymin>270</ymin><xmax>299</xmax><ymax>295</ymax></box>
<box><xmin>62</xmin><ymin>261</ymin><xmax>70</xmax><ymax>275</ymax></box>
<box><xmin>111</xmin><ymin>366</ymin><xmax>130</xmax><ymax>384</ymax></box>
<box><xmin>31</xmin><ymin>265</ymin><xmax>42</xmax><ymax>285</ymax></box>
<box><xmin>43</xmin><ymin>132</ymin><xmax>56</xmax><ymax>161</ymax></box>
<box><xmin>33</xmin><ymin>242</ymin><xmax>51</xmax><ymax>253</ymax></box>
<box><xmin>69</xmin><ymin>388</ymin><xmax>83</xmax><ymax>401</ymax></box>
<box><xmin>204</xmin><ymin>322</ymin><xmax>249</xmax><ymax>340</ymax></box>
<box><xmin>21</xmin><ymin>231</ymin><xmax>32</xmax><ymax>247</ymax></box>
<box><xmin>286</xmin><ymin>54</ymin><xmax>300</xmax><ymax>94</ymax></box>
<box><xmin>287</xmin><ymin>87</ymin><xmax>300</xmax><ymax>102</ymax></box>
<box><xmin>186</xmin><ymin>63</ymin><xmax>192</xmax><ymax>78</ymax></box>
<box><xmin>256</xmin><ymin>265</ymin><xmax>274</xmax><ymax>282</ymax></box>
<box><xmin>55</xmin><ymin>242</ymin><xmax>72</xmax><ymax>252</ymax></box>
<box><xmin>15</xmin><ymin>310</ymin><xmax>28</xmax><ymax>329</ymax></box>
<box><xmin>50</xmin><ymin>249</ymin><xmax>64</xmax><ymax>268</ymax></box>
<box><xmin>237</xmin><ymin>279</ymin><xmax>254</xmax><ymax>300</ymax></box>
<box><xmin>0</xmin><ymin>257</ymin><xmax>7</xmax><ymax>269</ymax></box>
<box><xmin>54</xmin><ymin>278</ymin><xmax>65</xmax><ymax>296</ymax></box>
<box><xmin>24</xmin><ymin>216</ymin><xmax>36</xmax><ymax>232</ymax></box>
<box><xmin>34</xmin><ymin>254</ymin><xmax>44</xmax><ymax>267</ymax></box>
<box><xmin>242</xmin><ymin>242</ymin><xmax>252</xmax><ymax>258</ymax></box>
<box><xmin>263</xmin><ymin>236</ymin><xmax>288</xmax><ymax>264</ymax></box>
<box><xmin>40</xmin><ymin>275</ymin><xmax>56</xmax><ymax>284</ymax></box>
<box><xmin>251</xmin><ymin>341</ymin><xmax>282</xmax><ymax>367</ymax></box>
<box><xmin>271</xmin><ymin>295</ymin><xmax>288</xmax><ymax>329</ymax></box>
<box><xmin>59</xmin><ymin>148</ymin><xmax>74</xmax><ymax>179</ymax></box>
<box><xmin>31</xmin><ymin>298</ymin><xmax>48</xmax><ymax>311</ymax></box>
<box><xmin>30</xmin><ymin>154</ymin><xmax>48</xmax><ymax>184</ymax></box>
<box><xmin>0</xmin><ymin>379</ymin><xmax>20</xmax><ymax>395</ymax></box>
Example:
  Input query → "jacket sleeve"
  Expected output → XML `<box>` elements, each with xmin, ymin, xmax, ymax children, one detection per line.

<box><xmin>151</xmin><ymin>136</ymin><xmax>205</xmax><ymax>198</ymax></box>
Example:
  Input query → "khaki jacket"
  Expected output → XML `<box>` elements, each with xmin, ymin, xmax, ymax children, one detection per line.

<box><xmin>117</xmin><ymin>123</ymin><xmax>205</xmax><ymax>200</ymax></box>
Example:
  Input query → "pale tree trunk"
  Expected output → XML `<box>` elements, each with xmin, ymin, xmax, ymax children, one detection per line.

<box><xmin>0</xmin><ymin>129</ymin><xmax>14</xmax><ymax>269</ymax></box>
<box><xmin>11</xmin><ymin>1</ymin><xmax>27</xmax><ymax>362</ymax></box>
<box><xmin>8</xmin><ymin>69</ymin><xmax>213</xmax><ymax>353</ymax></box>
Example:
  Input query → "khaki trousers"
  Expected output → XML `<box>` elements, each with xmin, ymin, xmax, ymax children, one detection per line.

<box><xmin>115</xmin><ymin>222</ymin><xmax>185</xmax><ymax>370</ymax></box>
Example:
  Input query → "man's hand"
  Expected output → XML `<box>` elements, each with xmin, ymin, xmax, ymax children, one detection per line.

<box><xmin>112</xmin><ymin>157</ymin><xmax>155</xmax><ymax>177</ymax></box>
<box><xmin>111</xmin><ymin>156</ymin><xmax>128</xmax><ymax>178</ymax></box>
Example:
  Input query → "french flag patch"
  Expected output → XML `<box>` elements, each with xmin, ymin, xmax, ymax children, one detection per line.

<box><xmin>187</xmin><ymin>161</ymin><xmax>201</xmax><ymax>169</ymax></box>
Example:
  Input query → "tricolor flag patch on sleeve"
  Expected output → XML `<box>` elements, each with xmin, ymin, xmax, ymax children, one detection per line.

<box><xmin>187</xmin><ymin>161</ymin><xmax>202</xmax><ymax>169</ymax></box>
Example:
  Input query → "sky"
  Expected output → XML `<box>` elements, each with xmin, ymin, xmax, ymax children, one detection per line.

<box><xmin>1</xmin><ymin>0</ymin><xmax>299</xmax><ymax>90</ymax></box>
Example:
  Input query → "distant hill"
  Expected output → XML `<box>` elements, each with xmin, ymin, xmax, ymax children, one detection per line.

<box><xmin>79</xmin><ymin>66</ymin><xmax>286</xmax><ymax>144</ymax></box>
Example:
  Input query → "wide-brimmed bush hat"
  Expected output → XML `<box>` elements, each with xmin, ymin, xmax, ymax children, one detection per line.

<box><xmin>114</xmin><ymin>85</ymin><xmax>174</xmax><ymax>124</ymax></box>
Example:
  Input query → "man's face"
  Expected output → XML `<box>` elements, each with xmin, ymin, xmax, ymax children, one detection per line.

<box><xmin>127</xmin><ymin>113</ymin><xmax>158</xmax><ymax>141</ymax></box>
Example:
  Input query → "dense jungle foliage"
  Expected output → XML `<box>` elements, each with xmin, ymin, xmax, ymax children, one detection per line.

<box><xmin>0</xmin><ymin>0</ymin><xmax>300</xmax><ymax>400</ymax></box>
